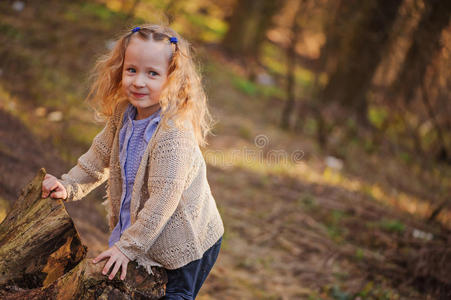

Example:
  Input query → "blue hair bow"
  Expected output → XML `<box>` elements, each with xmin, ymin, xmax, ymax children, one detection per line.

<box><xmin>131</xmin><ymin>26</ymin><xmax>140</xmax><ymax>33</ymax></box>
<box><xmin>169</xmin><ymin>37</ymin><xmax>178</xmax><ymax>44</ymax></box>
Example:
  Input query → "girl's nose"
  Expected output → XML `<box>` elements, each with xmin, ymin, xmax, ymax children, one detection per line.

<box><xmin>133</xmin><ymin>75</ymin><xmax>145</xmax><ymax>87</ymax></box>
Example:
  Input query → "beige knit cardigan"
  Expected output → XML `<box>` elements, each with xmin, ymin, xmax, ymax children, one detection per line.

<box><xmin>59</xmin><ymin>100</ymin><xmax>224</xmax><ymax>274</ymax></box>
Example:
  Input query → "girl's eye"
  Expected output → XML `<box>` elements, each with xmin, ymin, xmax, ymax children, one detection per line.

<box><xmin>125</xmin><ymin>68</ymin><xmax>158</xmax><ymax>76</ymax></box>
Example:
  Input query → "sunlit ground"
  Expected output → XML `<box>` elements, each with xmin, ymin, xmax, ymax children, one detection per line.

<box><xmin>203</xmin><ymin>131</ymin><xmax>450</xmax><ymax>230</ymax></box>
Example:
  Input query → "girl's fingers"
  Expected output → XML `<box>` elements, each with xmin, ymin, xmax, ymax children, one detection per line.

<box><xmin>102</xmin><ymin>256</ymin><xmax>115</xmax><ymax>275</ymax></box>
<box><xmin>50</xmin><ymin>190</ymin><xmax>66</xmax><ymax>199</ymax></box>
<box><xmin>120</xmin><ymin>261</ymin><xmax>128</xmax><ymax>280</ymax></box>
<box><xmin>42</xmin><ymin>183</ymin><xmax>57</xmax><ymax>197</ymax></box>
<box><xmin>93</xmin><ymin>247</ymin><xmax>129</xmax><ymax>280</ymax></box>
<box><xmin>42</xmin><ymin>178</ymin><xmax>67</xmax><ymax>199</ymax></box>
<box><xmin>42</xmin><ymin>175</ymin><xmax>57</xmax><ymax>197</ymax></box>
<box><xmin>93</xmin><ymin>250</ymin><xmax>110</xmax><ymax>264</ymax></box>
<box><xmin>109</xmin><ymin>260</ymin><xmax>121</xmax><ymax>280</ymax></box>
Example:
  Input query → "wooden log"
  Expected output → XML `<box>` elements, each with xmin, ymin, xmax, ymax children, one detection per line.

<box><xmin>0</xmin><ymin>168</ymin><xmax>166</xmax><ymax>299</ymax></box>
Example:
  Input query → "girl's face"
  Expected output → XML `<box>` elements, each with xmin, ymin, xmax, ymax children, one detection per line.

<box><xmin>121</xmin><ymin>37</ymin><xmax>170</xmax><ymax>120</ymax></box>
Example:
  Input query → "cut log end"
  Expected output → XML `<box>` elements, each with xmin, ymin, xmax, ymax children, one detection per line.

<box><xmin>0</xmin><ymin>169</ymin><xmax>167</xmax><ymax>299</ymax></box>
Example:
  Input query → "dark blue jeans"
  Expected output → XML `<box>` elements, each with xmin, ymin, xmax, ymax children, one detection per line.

<box><xmin>163</xmin><ymin>236</ymin><xmax>223</xmax><ymax>299</ymax></box>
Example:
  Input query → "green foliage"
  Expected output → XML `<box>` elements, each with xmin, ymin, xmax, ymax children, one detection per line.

<box><xmin>80</xmin><ymin>2</ymin><xmax>120</xmax><ymax>21</ymax></box>
<box><xmin>326</xmin><ymin>225</ymin><xmax>344</xmax><ymax>243</ymax></box>
<box><xmin>326</xmin><ymin>281</ymin><xmax>399</xmax><ymax>300</ymax></box>
<box><xmin>379</xmin><ymin>218</ymin><xmax>405</xmax><ymax>233</ymax></box>
<box><xmin>295</xmin><ymin>67</ymin><xmax>314</xmax><ymax>89</ymax></box>
<box><xmin>232</xmin><ymin>76</ymin><xmax>258</xmax><ymax>95</ymax></box>
<box><xmin>346</xmin><ymin>118</ymin><xmax>356</xmax><ymax>130</ymax></box>
<box><xmin>368</xmin><ymin>106</ymin><xmax>388</xmax><ymax>129</ymax></box>
<box><xmin>298</xmin><ymin>193</ymin><xmax>317</xmax><ymax>210</ymax></box>
<box><xmin>355</xmin><ymin>281</ymin><xmax>399</xmax><ymax>299</ymax></box>
<box><xmin>331</xmin><ymin>210</ymin><xmax>345</xmax><ymax>223</ymax></box>
<box><xmin>261</xmin><ymin>43</ymin><xmax>286</xmax><ymax>75</ymax></box>
<box><xmin>66</xmin><ymin>122</ymin><xmax>101</xmax><ymax>148</ymax></box>
<box><xmin>398</xmin><ymin>151</ymin><xmax>411</xmax><ymax>164</ymax></box>
<box><xmin>304</xmin><ymin>117</ymin><xmax>318</xmax><ymax>135</ymax></box>
<box><xmin>230</xmin><ymin>74</ymin><xmax>284</xmax><ymax>99</ymax></box>
<box><xmin>366</xmin><ymin>218</ymin><xmax>405</xmax><ymax>233</ymax></box>
<box><xmin>0</xmin><ymin>22</ymin><xmax>22</xmax><ymax>40</ymax></box>
<box><xmin>333</xmin><ymin>270</ymin><xmax>350</xmax><ymax>280</ymax></box>
<box><xmin>261</xmin><ymin>41</ymin><xmax>314</xmax><ymax>94</ymax></box>
<box><xmin>330</xmin><ymin>285</ymin><xmax>353</xmax><ymax>300</ymax></box>
<box><xmin>260</xmin><ymin>85</ymin><xmax>285</xmax><ymax>98</ymax></box>
<box><xmin>325</xmin><ymin>210</ymin><xmax>348</xmax><ymax>243</ymax></box>
<box><xmin>355</xmin><ymin>248</ymin><xmax>364</xmax><ymax>261</ymax></box>
<box><xmin>364</xmin><ymin>138</ymin><xmax>376</xmax><ymax>154</ymax></box>
<box><xmin>184</xmin><ymin>13</ymin><xmax>228</xmax><ymax>42</ymax></box>
<box><xmin>238</xmin><ymin>124</ymin><xmax>252</xmax><ymax>140</ymax></box>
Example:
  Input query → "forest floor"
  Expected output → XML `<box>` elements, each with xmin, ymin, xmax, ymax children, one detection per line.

<box><xmin>0</xmin><ymin>1</ymin><xmax>450</xmax><ymax>299</ymax></box>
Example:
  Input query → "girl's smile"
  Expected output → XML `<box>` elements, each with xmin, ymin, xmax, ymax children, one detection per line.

<box><xmin>131</xmin><ymin>92</ymin><xmax>149</xmax><ymax>98</ymax></box>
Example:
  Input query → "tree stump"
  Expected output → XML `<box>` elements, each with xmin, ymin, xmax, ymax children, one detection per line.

<box><xmin>0</xmin><ymin>168</ymin><xmax>167</xmax><ymax>299</ymax></box>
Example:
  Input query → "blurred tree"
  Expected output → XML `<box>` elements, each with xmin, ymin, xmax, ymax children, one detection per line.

<box><xmin>121</xmin><ymin>0</ymin><xmax>141</xmax><ymax>19</ymax></box>
<box><xmin>317</xmin><ymin>1</ymin><xmax>351</xmax><ymax>76</ymax></box>
<box><xmin>391</xmin><ymin>0</ymin><xmax>451</xmax><ymax>103</ymax></box>
<box><xmin>222</xmin><ymin>0</ymin><xmax>283</xmax><ymax>74</ymax></box>
<box><xmin>281</xmin><ymin>0</ymin><xmax>303</xmax><ymax>129</ymax></box>
<box><xmin>163</xmin><ymin>0</ymin><xmax>181</xmax><ymax>24</ymax></box>
<box><xmin>384</xmin><ymin>0</ymin><xmax>450</xmax><ymax>164</ymax></box>
<box><xmin>316</xmin><ymin>0</ymin><xmax>403</xmax><ymax>146</ymax></box>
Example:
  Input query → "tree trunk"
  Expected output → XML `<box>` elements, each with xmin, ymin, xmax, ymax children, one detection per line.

<box><xmin>320</xmin><ymin>0</ymin><xmax>403</xmax><ymax>126</ymax></box>
<box><xmin>391</xmin><ymin>0</ymin><xmax>451</xmax><ymax>103</ymax></box>
<box><xmin>222</xmin><ymin>0</ymin><xmax>283</xmax><ymax>68</ymax></box>
<box><xmin>281</xmin><ymin>0</ymin><xmax>302</xmax><ymax>130</ymax></box>
<box><xmin>0</xmin><ymin>168</ymin><xmax>166</xmax><ymax>299</ymax></box>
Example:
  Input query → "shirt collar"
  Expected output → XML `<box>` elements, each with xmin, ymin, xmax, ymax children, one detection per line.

<box><xmin>123</xmin><ymin>103</ymin><xmax>162</xmax><ymax>143</ymax></box>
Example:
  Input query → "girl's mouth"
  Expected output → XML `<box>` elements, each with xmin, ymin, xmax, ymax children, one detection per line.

<box><xmin>131</xmin><ymin>92</ymin><xmax>148</xmax><ymax>98</ymax></box>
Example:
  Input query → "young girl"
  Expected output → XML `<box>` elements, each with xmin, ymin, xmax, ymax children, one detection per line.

<box><xmin>41</xmin><ymin>24</ymin><xmax>224</xmax><ymax>299</ymax></box>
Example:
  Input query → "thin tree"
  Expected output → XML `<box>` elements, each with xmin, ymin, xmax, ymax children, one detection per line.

<box><xmin>281</xmin><ymin>0</ymin><xmax>303</xmax><ymax>129</ymax></box>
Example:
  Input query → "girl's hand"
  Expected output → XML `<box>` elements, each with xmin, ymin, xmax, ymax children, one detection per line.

<box><xmin>93</xmin><ymin>245</ymin><xmax>130</xmax><ymax>280</ymax></box>
<box><xmin>42</xmin><ymin>173</ymin><xmax>67</xmax><ymax>200</ymax></box>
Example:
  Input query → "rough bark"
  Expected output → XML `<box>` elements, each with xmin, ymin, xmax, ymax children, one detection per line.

<box><xmin>320</xmin><ymin>0</ymin><xmax>403</xmax><ymax>126</ymax></box>
<box><xmin>0</xmin><ymin>168</ymin><xmax>166</xmax><ymax>299</ymax></box>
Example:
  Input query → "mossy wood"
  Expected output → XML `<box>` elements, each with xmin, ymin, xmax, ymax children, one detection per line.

<box><xmin>0</xmin><ymin>168</ymin><xmax>167</xmax><ymax>299</ymax></box>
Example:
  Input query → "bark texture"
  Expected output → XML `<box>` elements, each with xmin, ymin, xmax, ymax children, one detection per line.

<box><xmin>0</xmin><ymin>168</ymin><xmax>166</xmax><ymax>299</ymax></box>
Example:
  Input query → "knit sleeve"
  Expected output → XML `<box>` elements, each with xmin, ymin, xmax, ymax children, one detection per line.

<box><xmin>59</xmin><ymin>113</ymin><xmax>119</xmax><ymax>202</ymax></box>
<box><xmin>115</xmin><ymin>133</ymin><xmax>196</xmax><ymax>261</ymax></box>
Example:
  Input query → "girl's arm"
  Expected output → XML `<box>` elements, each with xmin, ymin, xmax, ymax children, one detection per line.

<box><xmin>59</xmin><ymin>113</ymin><xmax>119</xmax><ymax>202</ymax></box>
<box><xmin>114</xmin><ymin>133</ymin><xmax>197</xmax><ymax>261</ymax></box>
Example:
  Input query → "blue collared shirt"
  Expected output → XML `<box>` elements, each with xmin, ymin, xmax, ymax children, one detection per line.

<box><xmin>108</xmin><ymin>104</ymin><xmax>161</xmax><ymax>247</ymax></box>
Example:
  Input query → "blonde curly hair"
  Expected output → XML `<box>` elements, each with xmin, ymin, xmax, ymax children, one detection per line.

<box><xmin>85</xmin><ymin>24</ymin><xmax>214</xmax><ymax>147</ymax></box>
